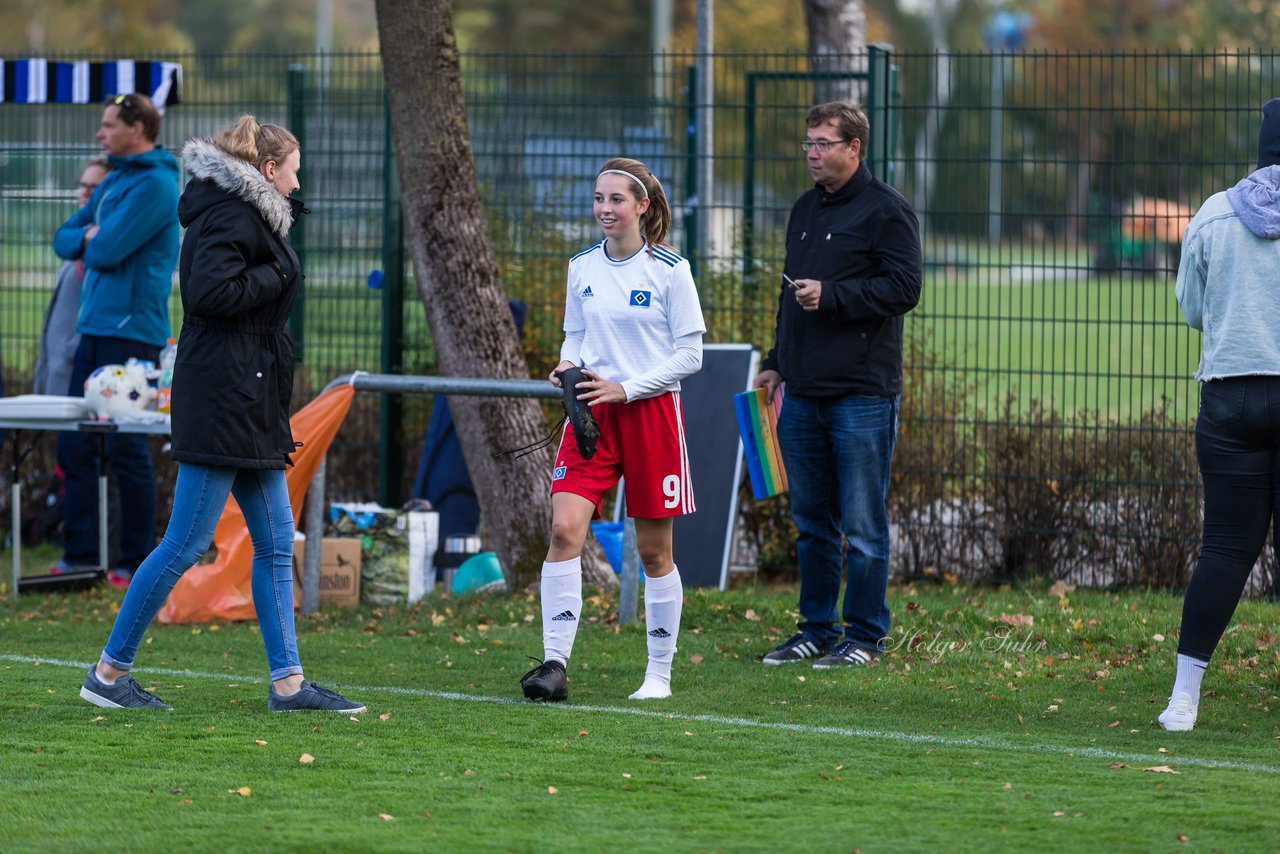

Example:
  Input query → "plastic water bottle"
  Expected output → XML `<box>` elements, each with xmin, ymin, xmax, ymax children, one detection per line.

<box><xmin>157</xmin><ymin>337</ymin><xmax>178</xmax><ymax>414</ymax></box>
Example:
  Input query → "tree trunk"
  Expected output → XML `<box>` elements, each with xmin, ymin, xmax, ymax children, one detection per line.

<box><xmin>803</xmin><ymin>0</ymin><xmax>867</xmax><ymax>104</ymax></box>
<box><xmin>374</xmin><ymin>0</ymin><xmax>615</xmax><ymax>591</ymax></box>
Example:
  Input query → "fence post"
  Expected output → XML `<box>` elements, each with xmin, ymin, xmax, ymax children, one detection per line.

<box><xmin>683</xmin><ymin>64</ymin><xmax>698</xmax><ymax>275</ymax></box>
<box><xmin>287</xmin><ymin>64</ymin><xmax>309</xmax><ymax>361</ymax></box>
<box><xmin>866</xmin><ymin>44</ymin><xmax>894</xmax><ymax>185</ymax></box>
<box><xmin>742</xmin><ymin>72</ymin><xmax>758</xmax><ymax>286</ymax></box>
<box><xmin>302</xmin><ymin>457</ymin><xmax>325</xmax><ymax>615</ymax></box>
<box><xmin>619</xmin><ymin>517</ymin><xmax>638</xmax><ymax>625</ymax></box>
<box><xmin>379</xmin><ymin>93</ymin><xmax>405</xmax><ymax>508</ymax></box>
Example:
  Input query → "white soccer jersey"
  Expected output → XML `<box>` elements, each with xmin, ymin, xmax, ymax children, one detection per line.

<box><xmin>562</xmin><ymin>241</ymin><xmax>706</xmax><ymax>399</ymax></box>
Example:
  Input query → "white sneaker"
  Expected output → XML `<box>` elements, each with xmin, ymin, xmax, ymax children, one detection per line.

<box><xmin>1158</xmin><ymin>691</ymin><xmax>1198</xmax><ymax>732</ymax></box>
<box><xmin>628</xmin><ymin>677</ymin><xmax>671</xmax><ymax>700</ymax></box>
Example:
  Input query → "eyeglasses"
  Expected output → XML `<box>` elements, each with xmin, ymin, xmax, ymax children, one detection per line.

<box><xmin>108</xmin><ymin>93</ymin><xmax>135</xmax><ymax>111</ymax></box>
<box><xmin>801</xmin><ymin>139</ymin><xmax>850</xmax><ymax>153</ymax></box>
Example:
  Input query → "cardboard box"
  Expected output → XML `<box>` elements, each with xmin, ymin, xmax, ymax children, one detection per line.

<box><xmin>292</xmin><ymin>533</ymin><xmax>362</xmax><ymax>607</ymax></box>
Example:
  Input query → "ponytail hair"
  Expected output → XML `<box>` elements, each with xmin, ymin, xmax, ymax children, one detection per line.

<box><xmin>598</xmin><ymin>157</ymin><xmax>672</xmax><ymax>256</ymax></box>
<box><xmin>212</xmin><ymin>114</ymin><xmax>299</xmax><ymax>172</ymax></box>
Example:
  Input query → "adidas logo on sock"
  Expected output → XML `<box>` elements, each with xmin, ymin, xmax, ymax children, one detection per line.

<box><xmin>647</xmin><ymin>627</ymin><xmax>671</xmax><ymax>638</ymax></box>
<box><xmin>551</xmin><ymin>610</ymin><xmax>577</xmax><ymax>622</ymax></box>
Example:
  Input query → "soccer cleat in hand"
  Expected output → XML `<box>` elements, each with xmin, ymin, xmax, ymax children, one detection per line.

<box><xmin>557</xmin><ymin>365</ymin><xmax>600</xmax><ymax>460</ymax></box>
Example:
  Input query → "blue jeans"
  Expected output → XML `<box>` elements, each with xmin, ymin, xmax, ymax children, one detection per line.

<box><xmin>101</xmin><ymin>463</ymin><xmax>303</xmax><ymax>680</ymax></box>
<box><xmin>59</xmin><ymin>335</ymin><xmax>159</xmax><ymax>569</ymax></box>
<box><xmin>1179</xmin><ymin>376</ymin><xmax>1280</xmax><ymax>661</ymax></box>
<box><xmin>777</xmin><ymin>393</ymin><xmax>899</xmax><ymax>652</ymax></box>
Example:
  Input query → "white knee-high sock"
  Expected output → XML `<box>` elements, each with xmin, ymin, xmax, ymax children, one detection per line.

<box><xmin>541</xmin><ymin>557</ymin><xmax>582</xmax><ymax>665</ymax></box>
<box><xmin>1172</xmin><ymin>653</ymin><xmax>1207</xmax><ymax>701</ymax></box>
<box><xmin>630</xmin><ymin>567</ymin><xmax>682</xmax><ymax>700</ymax></box>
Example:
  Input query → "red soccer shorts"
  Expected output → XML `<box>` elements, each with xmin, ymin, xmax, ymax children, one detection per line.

<box><xmin>549</xmin><ymin>391</ymin><xmax>696</xmax><ymax>519</ymax></box>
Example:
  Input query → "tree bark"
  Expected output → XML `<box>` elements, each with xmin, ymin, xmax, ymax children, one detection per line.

<box><xmin>804</xmin><ymin>0</ymin><xmax>867</xmax><ymax>105</ymax></box>
<box><xmin>374</xmin><ymin>0</ymin><xmax>615</xmax><ymax>590</ymax></box>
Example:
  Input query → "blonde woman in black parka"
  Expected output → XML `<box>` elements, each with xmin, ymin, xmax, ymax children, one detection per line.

<box><xmin>79</xmin><ymin>116</ymin><xmax>365</xmax><ymax>714</ymax></box>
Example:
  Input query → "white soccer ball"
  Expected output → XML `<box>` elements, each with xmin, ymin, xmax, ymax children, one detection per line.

<box><xmin>83</xmin><ymin>363</ymin><xmax>154</xmax><ymax>418</ymax></box>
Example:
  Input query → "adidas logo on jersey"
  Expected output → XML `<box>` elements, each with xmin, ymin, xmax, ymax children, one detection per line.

<box><xmin>647</xmin><ymin>627</ymin><xmax>672</xmax><ymax>638</ymax></box>
<box><xmin>581</xmin><ymin>285</ymin><xmax>594</xmax><ymax>298</ymax></box>
<box><xmin>551</xmin><ymin>610</ymin><xmax>577</xmax><ymax>622</ymax></box>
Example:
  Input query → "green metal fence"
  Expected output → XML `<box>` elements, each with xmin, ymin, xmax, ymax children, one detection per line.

<box><xmin>3</xmin><ymin>49</ymin><xmax>1279</xmax><ymax>588</ymax></box>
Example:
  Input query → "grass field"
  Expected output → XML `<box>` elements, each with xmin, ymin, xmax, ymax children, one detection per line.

<box><xmin>2</xmin><ymin>575</ymin><xmax>1278</xmax><ymax>852</ymax></box>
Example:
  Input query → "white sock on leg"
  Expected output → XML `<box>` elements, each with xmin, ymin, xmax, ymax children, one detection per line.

<box><xmin>1160</xmin><ymin>653</ymin><xmax>1207</xmax><ymax>732</ymax></box>
<box><xmin>1172</xmin><ymin>653</ymin><xmax>1207</xmax><ymax>698</ymax></box>
<box><xmin>630</xmin><ymin>567</ymin><xmax>682</xmax><ymax>700</ymax></box>
<box><xmin>540</xmin><ymin>557</ymin><xmax>582</xmax><ymax>665</ymax></box>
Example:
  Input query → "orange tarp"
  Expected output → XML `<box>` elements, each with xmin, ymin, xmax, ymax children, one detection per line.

<box><xmin>156</xmin><ymin>383</ymin><xmax>355</xmax><ymax>624</ymax></box>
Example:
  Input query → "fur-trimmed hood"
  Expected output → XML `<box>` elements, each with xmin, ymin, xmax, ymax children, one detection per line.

<box><xmin>179</xmin><ymin>137</ymin><xmax>293</xmax><ymax>237</ymax></box>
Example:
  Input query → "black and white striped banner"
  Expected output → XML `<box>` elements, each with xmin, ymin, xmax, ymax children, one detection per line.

<box><xmin>0</xmin><ymin>60</ymin><xmax>183</xmax><ymax>110</ymax></box>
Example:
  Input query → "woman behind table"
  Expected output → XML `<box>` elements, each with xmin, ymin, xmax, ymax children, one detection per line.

<box><xmin>79</xmin><ymin>115</ymin><xmax>364</xmax><ymax>713</ymax></box>
<box><xmin>519</xmin><ymin>157</ymin><xmax>706</xmax><ymax>703</ymax></box>
<box><xmin>1160</xmin><ymin>98</ymin><xmax>1280</xmax><ymax>732</ymax></box>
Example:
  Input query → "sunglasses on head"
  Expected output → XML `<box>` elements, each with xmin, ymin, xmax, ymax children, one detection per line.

<box><xmin>108</xmin><ymin>93</ymin><xmax>135</xmax><ymax>110</ymax></box>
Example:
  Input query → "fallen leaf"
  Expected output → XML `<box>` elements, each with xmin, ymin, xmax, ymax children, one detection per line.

<box><xmin>693</xmin><ymin>775</ymin><xmax>707</xmax><ymax>780</ymax></box>
<box><xmin>1108</xmin><ymin>721</ymin><xmax>1120</xmax><ymax>728</ymax></box>
<box><xmin>547</xmin><ymin>786</ymin><xmax>558</xmax><ymax>795</ymax></box>
<box><xmin>91</xmin><ymin>716</ymin><xmax>106</xmax><ymax>722</ymax></box>
<box><xmin>689</xmin><ymin>654</ymin><xmax>704</xmax><ymax>665</ymax></box>
<box><xmin>378</xmin><ymin>813</ymin><xmax>395</xmax><ymax>821</ymax></box>
<box><xmin>1109</xmin><ymin>763</ymin><xmax>1128</xmax><ymax>770</ymax></box>
<box><xmin>254</xmin><ymin>740</ymin><xmax>268</xmax><ymax>746</ymax></box>
<box><xmin>464</xmin><ymin>769</ymin><xmax>475</xmax><ymax>776</ymax></box>
<box><xmin>1000</xmin><ymin>614</ymin><xmax>1034</xmax><ymax>627</ymax></box>
<box><xmin>379</xmin><ymin>713</ymin><xmax>391</xmax><ymax>721</ymax></box>
<box><xmin>1052</xmin><ymin>810</ymin><xmax>1066</xmax><ymax>817</ymax></box>
<box><xmin>684</xmin><ymin>731</ymin><xmax>694</xmax><ymax>736</ymax></box>
<box><xmin>622</xmin><ymin>773</ymin><xmax>632</xmax><ymax>778</ymax></box>
<box><xmin>1002</xmin><ymin>782</ymin><xmax>1012</xmax><ymax>790</ymax></box>
<box><xmin>1257</xmin><ymin>634</ymin><xmax>1276</xmax><ymax>652</ymax></box>
<box><xmin>743</xmin><ymin>609</ymin><xmax>759</xmax><ymax>621</ymax></box>
<box><xmin>1048</xmin><ymin>580</ymin><xmax>1075</xmax><ymax>598</ymax></box>
<box><xmin>299</xmin><ymin>753</ymin><xmax>315</xmax><ymax>765</ymax></box>
<box><xmin>349</xmin><ymin>716</ymin><xmax>361</xmax><ymax>722</ymax></box>
<box><xmin>232</xmin><ymin>786</ymin><xmax>252</xmax><ymax>797</ymax></box>
<box><xmin>169</xmin><ymin>787</ymin><xmax>184</xmax><ymax>794</ymax></box>
<box><xmin>1143</xmin><ymin>765</ymin><xmax>1179</xmax><ymax>774</ymax></box>
<box><xmin>579</xmin><ymin>731</ymin><xmax>589</xmax><ymax>737</ymax></box>
<box><xmin>1152</xmin><ymin>633</ymin><xmax>1166</xmax><ymax>642</ymax></box>
<box><xmin>1176</xmin><ymin>834</ymin><xmax>1189</xmax><ymax>842</ymax></box>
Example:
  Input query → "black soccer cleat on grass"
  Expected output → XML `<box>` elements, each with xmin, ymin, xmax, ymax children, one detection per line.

<box><xmin>520</xmin><ymin>658</ymin><xmax>568</xmax><ymax>702</ymax></box>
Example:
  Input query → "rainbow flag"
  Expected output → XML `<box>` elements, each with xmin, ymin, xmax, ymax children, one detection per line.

<box><xmin>734</xmin><ymin>387</ymin><xmax>788</xmax><ymax>499</ymax></box>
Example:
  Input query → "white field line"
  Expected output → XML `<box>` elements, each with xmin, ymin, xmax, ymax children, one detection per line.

<box><xmin>4</xmin><ymin>652</ymin><xmax>1276</xmax><ymax>775</ymax></box>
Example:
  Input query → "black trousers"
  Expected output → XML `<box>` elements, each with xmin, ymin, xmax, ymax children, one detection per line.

<box><xmin>1179</xmin><ymin>375</ymin><xmax>1280</xmax><ymax>661</ymax></box>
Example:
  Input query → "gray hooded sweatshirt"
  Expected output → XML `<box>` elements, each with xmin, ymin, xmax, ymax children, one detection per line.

<box><xmin>1176</xmin><ymin>165</ymin><xmax>1280</xmax><ymax>380</ymax></box>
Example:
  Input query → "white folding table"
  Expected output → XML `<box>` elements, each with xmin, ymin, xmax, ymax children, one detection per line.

<box><xmin>1</xmin><ymin>397</ymin><xmax>170</xmax><ymax>599</ymax></box>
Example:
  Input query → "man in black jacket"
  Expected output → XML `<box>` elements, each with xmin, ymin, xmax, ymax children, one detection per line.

<box><xmin>755</xmin><ymin>101</ymin><xmax>922</xmax><ymax>669</ymax></box>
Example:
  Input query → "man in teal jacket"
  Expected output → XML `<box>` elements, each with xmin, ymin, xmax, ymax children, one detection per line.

<box><xmin>52</xmin><ymin>93</ymin><xmax>180</xmax><ymax>585</ymax></box>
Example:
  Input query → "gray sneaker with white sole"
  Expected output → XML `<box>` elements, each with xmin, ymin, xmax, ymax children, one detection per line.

<box><xmin>79</xmin><ymin>664</ymin><xmax>173</xmax><ymax>710</ymax></box>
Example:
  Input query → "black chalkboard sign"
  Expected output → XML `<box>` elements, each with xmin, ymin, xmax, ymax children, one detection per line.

<box><xmin>672</xmin><ymin>344</ymin><xmax>758</xmax><ymax>589</ymax></box>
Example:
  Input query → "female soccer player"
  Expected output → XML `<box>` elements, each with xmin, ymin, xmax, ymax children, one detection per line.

<box><xmin>520</xmin><ymin>157</ymin><xmax>705</xmax><ymax>702</ymax></box>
